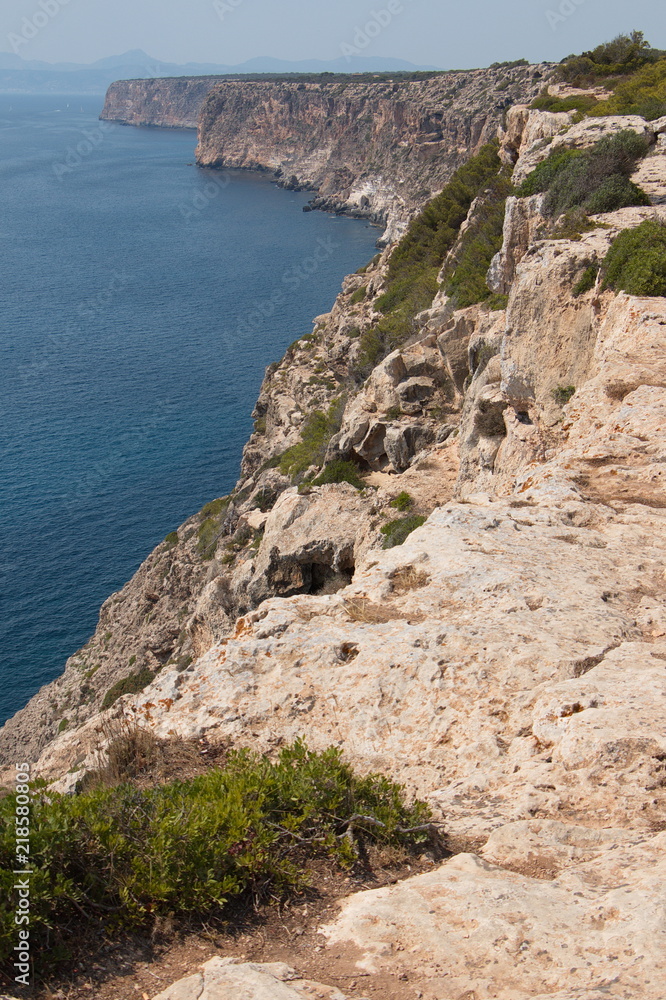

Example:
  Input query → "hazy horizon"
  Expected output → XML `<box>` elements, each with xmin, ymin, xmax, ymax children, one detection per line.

<box><xmin>1</xmin><ymin>0</ymin><xmax>664</xmax><ymax>72</ymax></box>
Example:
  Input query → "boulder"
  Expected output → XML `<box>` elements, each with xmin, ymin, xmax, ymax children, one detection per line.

<box><xmin>322</xmin><ymin>834</ymin><xmax>666</xmax><ymax>998</ymax></box>
<box><xmin>153</xmin><ymin>958</ymin><xmax>350</xmax><ymax>1000</ymax></box>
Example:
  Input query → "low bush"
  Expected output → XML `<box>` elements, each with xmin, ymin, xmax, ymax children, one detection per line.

<box><xmin>552</xmin><ymin>386</ymin><xmax>576</xmax><ymax>405</ymax></box>
<box><xmin>279</xmin><ymin>397</ymin><xmax>346</xmax><ymax>480</ymax></box>
<box><xmin>518</xmin><ymin>130</ymin><xmax>650</xmax><ymax>218</ymax></box>
<box><xmin>594</xmin><ymin>57</ymin><xmax>666</xmax><ymax>120</ymax></box>
<box><xmin>101</xmin><ymin>668</ymin><xmax>155</xmax><ymax>710</ymax></box>
<box><xmin>557</xmin><ymin>31</ymin><xmax>664</xmax><ymax>86</ymax></box>
<box><xmin>441</xmin><ymin>173</ymin><xmax>513</xmax><ymax>308</ymax></box>
<box><xmin>530</xmin><ymin>91</ymin><xmax>599</xmax><ymax>115</ymax></box>
<box><xmin>164</xmin><ymin>531</ymin><xmax>179</xmax><ymax>548</ymax></box>
<box><xmin>350</xmin><ymin>285</ymin><xmax>367</xmax><ymax>305</ymax></box>
<box><xmin>573</xmin><ymin>265</ymin><xmax>599</xmax><ymax>296</ymax></box>
<box><xmin>389</xmin><ymin>491</ymin><xmax>414</xmax><ymax>512</ymax></box>
<box><xmin>0</xmin><ymin>742</ymin><xmax>435</xmax><ymax>974</ymax></box>
<box><xmin>381</xmin><ymin>515</ymin><xmax>427</xmax><ymax>548</ymax></box>
<box><xmin>601</xmin><ymin>219</ymin><xmax>666</xmax><ymax>296</ymax></box>
<box><xmin>311</xmin><ymin>460</ymin><xmax>365</xmax><ymax>490</ymax></box>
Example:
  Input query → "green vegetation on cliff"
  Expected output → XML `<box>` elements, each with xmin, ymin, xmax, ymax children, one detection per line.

<box><xmin>557</xmin><ymin>31</ymin><xmax>665</xmax><ymax>86</ymax></box>
<box><xmin>0</xmin><ymin>741</ymin><xmax>434</xmax><ymax>975</ymax></box>
<box><xmin>356</xmin><ymin>142</ymin><xmax>507</xmax><ymax>375</ymax></box>
<box><xmin>602</xmin><ymin>219</ymin><xmax>666</xmax><ymax>296</ymax></box>
<box><xmin>549</xmin><ymin>32</ymin><xmax>666</xmax><ymax>121</ymax></box>
<box><xmin>279</xmin><ymin>396</ymin><xmax>346</xmax><ymax>479</ymax></box>
<box><xmin>517</xmin><ymin>130</ymin><xmax>650</xmax><ymax>217</ymax></box>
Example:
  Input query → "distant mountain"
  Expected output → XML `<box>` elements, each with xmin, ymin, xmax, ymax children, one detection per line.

<box><xmin>0</xmin><ymin>50</ymin><xmax>443</xmax><ymax>95</ymax></box>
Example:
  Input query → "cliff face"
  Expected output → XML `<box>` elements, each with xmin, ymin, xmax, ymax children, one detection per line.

<box><xmin>102</xmin><ymin>67</ymin><xmax>549</xmax><ymax>240</ymax></box>
<box><xmin>195</xmin><ymin>68</ymin><xmax>547</xmax><ymax>240</ymax></box>
<box><xmin>101</xmin><ymin>77</ymin><xmax>228</xmax><ymax>128</ymax></box>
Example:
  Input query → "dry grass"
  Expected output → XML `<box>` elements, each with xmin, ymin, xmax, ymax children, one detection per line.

<box><xmin>80</xmin><ymin>714</ymin><xmax>228</xmax><ymax>792</ymax></box>
<box><xmin>341</xmin><ymin>596</ymin><xmax>425</xmax><ymax>625</ymax></box>
<box><xmin>388</xmin><ymin>565</ymin><xmax>431</xmax><ymax>593</ymax></box>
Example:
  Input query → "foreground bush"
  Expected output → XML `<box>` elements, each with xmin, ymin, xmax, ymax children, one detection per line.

<box><xmin>518</xmin><ymin>130</ymin><xmax>650</xmax><ymax>218</ymax></box>
<box><xmin>310</xmin><ymin>459</ymin><xmax>365</xmax><ymax>490</ymax></box>
<box><xmin>0</xmin><ymin>742</ymin><xmax>434</xmax><ymax>973</ymax></box>
<box><xmin>602</xmin><ymin>220</ymin><xmax>666</xmax><ymax>296</ymax></box>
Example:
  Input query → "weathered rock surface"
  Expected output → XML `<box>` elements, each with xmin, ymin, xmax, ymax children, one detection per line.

<box><xmin>322</xmin><ymin>834</ymin><xmax>666</xmax><ymax>998</ymax></box>
<box><xmin>5</xmin><ymin>102</ymin><xmax>666</xmax><ymax>1000</ymax></box>
<box><xmin>153</xmin><ymin>958</ymin><xmax>351</xmax><ymax>1000</ymax></box>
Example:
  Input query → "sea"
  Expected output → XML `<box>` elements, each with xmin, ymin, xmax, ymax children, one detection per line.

<box><xmin>0</xmin><ymin>94</ymin><xmax>379</xmax><ymax>726</ymax></box>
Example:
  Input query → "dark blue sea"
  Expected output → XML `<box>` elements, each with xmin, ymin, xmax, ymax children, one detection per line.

<box><xmin>0</xmin><ymin>95</ymin><xmax>378</xmax><ymax>726</ymax></box>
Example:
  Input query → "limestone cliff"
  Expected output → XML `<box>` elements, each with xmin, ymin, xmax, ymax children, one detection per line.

<box><xmin>101</xmin><ymin>76</ymin><xmax>228</xmax><ymax>129</ymax></box>
<box><xmin>195</xmin><ymin>69</ymin><xmax>547</xmax><ymax>240</ymax></box>
<box><xmin>102</xmin><ymin>67</ymin><xmax>548</xmax><ymax>241</ymax></box>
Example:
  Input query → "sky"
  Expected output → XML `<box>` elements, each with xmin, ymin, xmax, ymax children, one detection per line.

<box><xmin>0</xmin><ymin>0</ymin><xmax>664</xmax><ymax>68</ymax></box>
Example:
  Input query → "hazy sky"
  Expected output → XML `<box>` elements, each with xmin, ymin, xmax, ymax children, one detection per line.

<box><xmin>1</xmin><ymin>0</ymin><xmax>664</xmax><ymax>68</ymax></box>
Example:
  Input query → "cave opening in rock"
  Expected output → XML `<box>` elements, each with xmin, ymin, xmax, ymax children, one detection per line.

<box><xmin>308</xmin><ymin>562</ymin><xmax>355</xmax><ymax>595</ymax></box>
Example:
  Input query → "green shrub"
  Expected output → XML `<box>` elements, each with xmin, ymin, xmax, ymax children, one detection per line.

<box><xmin>197</xmin><ymin>497</ymin><xmax>231</xmax><ymax>559</ymax></box>
<box><xmin>353</xmin><ymin>143</ymin><xmax>504</xmax><ymax>375</ymax></box>
<box><xmin>252</xmin><ymin>486</ymin><xmax>278</xmax><ymax>512</ymax></box>
<box><xmin>0</xmin><ymin>742</ymin><xmax>434</xmax><ymax>974</ymax></box>
<box><xmin>381</xmin><ymin>515</ymin><xmax>427</xmax><ymax>548</ymax></box>
<box><xmin>442</xmin><ymin>173</ymin><xmax>513</xmax><ymax>308</ymax></box>
<box><xmin>518</xmin><ymin>131</ymin><xmax>650</xmax><ymax>219</ymax></box>
<box><xmin>200</xmin><ymin>497</ymin><xmax>229</xmax><ymax>519</ymax></box>
<box><xmin>594</xmin><ymin>57</ymin><xmax>666</xmax><ymax>119</ymax></box>
<box><xmin>601</xmin><ymin>220</ymin><xmax>666</xmax><ymax>296</ymax></box>
<box><xmin>389</xmin><ymin>491</ymin><xmax>414</xmax><ymax>512</ymax></box>
<box><xmin>101</xmin><ymin>669</ymin><xmax>155</xmax><ymax>710</ymax></box>
<box><xmin>573</xmin><ymin>266</ymin><xmax>599</xmax><ymax>296</ymax></box>
<box><xmin>165</xmin><ymin>530</ymin><xmax>179</xmax><ymax>548</ymax></box>
<box><xmin>557</xmin><ymin>32</ymin><xmax>664</xmax><ymax>85</ymax></box>
<box><xmin>552</xmin><ymin>386</ymin><xmax>576</xmax><ymax>405</ymax></box>
<box><xmin>311</xmin><ymin>460</ymin><xmax>365</xmax><ymax>490</ymax></box>
<box><xmin>279</xmin><ymin>397</ymin><xmax>345</xmax><ymax>479</ymax></box>
<box><xmin>530</xmin><ymin>91</ymin><xmax>599</xmax><ymax>114</ymax></box>
<box><xmin>58</xmin><ymin>718</ymin><xmax>69</xmax><ymax>733</ymax></box>
<box><xmin>350</xmin><ymin>285</ymin><xmax>367</xmax><ymax>305</ymax></box>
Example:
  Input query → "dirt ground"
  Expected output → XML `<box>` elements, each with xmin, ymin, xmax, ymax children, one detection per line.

<box><xmin>16</xmin><ymin>852</ymin><xmax>440</xmax><ymax>1000</ymax></box>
